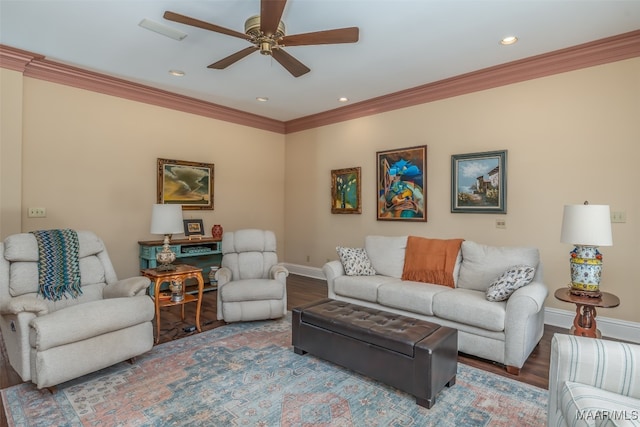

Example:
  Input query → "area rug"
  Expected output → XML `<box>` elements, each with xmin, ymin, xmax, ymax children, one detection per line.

<box><xmin>1</xmin><ymin>316</ymin><xmax>547</xmax><ymax>426</ymax></box>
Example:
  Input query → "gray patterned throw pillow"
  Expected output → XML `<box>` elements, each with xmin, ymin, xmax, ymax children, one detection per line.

<box><xmin>336</xmin><ymin>246</ymin><xmax>376</xmax><ymax>276</ymax></box>
<box><xmin>485</xmin><ymin>265</ymin><xmax>536</xmax><ymax>302</ymax></box>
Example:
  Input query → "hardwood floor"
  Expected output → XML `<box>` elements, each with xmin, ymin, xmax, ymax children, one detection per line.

<box><xmin>0</xmin><ymin>274</ymin><xmax>563</xmax><ymax>424</ymax></box>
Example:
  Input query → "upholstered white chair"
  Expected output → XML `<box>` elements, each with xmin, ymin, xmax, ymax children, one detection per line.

<box><xmin>548</xmin><ymin>333</ymin><xmax>640</xmax><ymax>427</ymax></box>
<box><xmin>216</xmin><ymin>229</ymin><xmax>288</xmax><ymax>323</ymax></box>
<box><xmin>0</xmin><ymin>230</ymin><xmax>155</xmax><ymax>389</ymax></box>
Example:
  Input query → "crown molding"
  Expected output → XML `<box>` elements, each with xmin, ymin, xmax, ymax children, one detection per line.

<box><xmin>0</xmin><ymin>45</ymin><xmax>285</xmax><ymax>134</ymax></box>
<box><xmin>3</xmin><ymin>29</ymin><xmax>639</xmax><ymax>135</ymax></box>
<box><xmin>284</xmin><ymin>30</ymin><xmax>640</xmax><ymax>133</ymax></box>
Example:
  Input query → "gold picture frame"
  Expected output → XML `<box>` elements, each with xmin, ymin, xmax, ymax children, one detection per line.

<box><xmin>157</xmin><ymin>158</ymin><xmax>214</xmax><ymax>210</ymax></box>
<box><xmin>331</xmin><ymin>167</ymin><xmax>362</xmax><ymax>214</ymax></box>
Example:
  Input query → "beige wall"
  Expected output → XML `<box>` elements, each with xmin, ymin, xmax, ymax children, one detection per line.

<box><xmin>0</xmin><ymin>68</ymin><xmax>23</xmax><ymax>237</ymax></box>
<box><xmin>7</xmin><ymin>78</ymin><xmax>285</xmax><ymax>279</ymax></box>
<box><xmin>285</xmin><ymin>58</ymin><xmax>640</xmax><ymax>323</ymax></box>
<box><xmin>1</xmin><ymin>58</ymin><xmax>638</xmax><ymax>324</ymax></box>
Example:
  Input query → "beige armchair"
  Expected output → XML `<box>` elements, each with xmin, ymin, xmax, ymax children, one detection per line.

<box><xmin>216</xmin><ymin>229</ymin><xmax>288</xmax><ymax>322</ymax></box>
<box><xmin>0</xmin><ymin>230</ymin><xmax>154</xmax><ymax>389</ymax></box>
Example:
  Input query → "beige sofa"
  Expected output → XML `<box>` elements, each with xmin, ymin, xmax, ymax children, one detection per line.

<box><xmin>322</xmin><ymin>235</ymin><xmax>548</xmax><ymax>374</ymax></box>
<box><xmin>0</xmin><ymin>231</ymin><xmax>154</xmax><ymax>388</ymax></box>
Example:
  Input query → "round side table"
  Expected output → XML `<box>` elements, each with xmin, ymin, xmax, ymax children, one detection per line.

<box><xmin>554</xmin><ymin>287</ymin><xmax>620</xmax><ymax>338</ymax></box>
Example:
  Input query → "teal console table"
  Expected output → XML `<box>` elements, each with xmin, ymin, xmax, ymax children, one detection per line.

<box><xmin>138</xmin><ymin>237</ymin><xmax>222</xmax><ymax>294</ymax></box>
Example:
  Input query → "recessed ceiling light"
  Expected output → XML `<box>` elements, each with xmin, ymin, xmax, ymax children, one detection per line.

<box><xmin>139</xmin><ymin>19</ymin><xmax>188</xmax><ymax>41</ymax></box>
<box><xmin>500</xmin><ymin>36</ymin><xmax>518</xmax><ymax>45</ymax></box>
<box><xmin>168</xmin><ymin>70</ymin><xmax>185</xmax><ymax>77</ymax></box>
<box><xmin>256</xmin><ymin>97</ymin><xmax>269</xmax><ymax>102</ymax></box>
<box><xmin>338</xmin><ymin>97</ymin><xmax>349</xmax><ymax>102</ymax></box>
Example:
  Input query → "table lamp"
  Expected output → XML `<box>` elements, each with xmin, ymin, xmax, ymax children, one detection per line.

<box><xmin>150</xmin><ymin>203</ymin><xmax>183</xmax><ymax>271</ymax></box>
<box><xmin>560</xmin><ymin>201</ymin><xmax>612</xmax><ymax>297</ymax></box>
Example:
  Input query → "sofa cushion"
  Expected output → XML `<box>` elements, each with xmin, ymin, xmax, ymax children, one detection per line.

<box><xmin>485</xmin><ymin>265</ymin><xmax>536</xmax><ymax>302</ymax></box>
<box><xmin>336</xmin><ymin>247</ymin><xmax>376</xmax><ymax>276</ymax></box>
<box><xmin>365</xmin><ymin>236</ymin><xmax>407</xmax><ymax>278</ymax></box>
<box><xmin>378</xmin><ymin>281</ymin><xmax>451</xmax><ymax>316</ymax></box>
<box><xmin>333</xmin><ymin>275</ymin><xmax>399</xmax><ymax>303</ymax></box>
<box><xmin>457</xmin><ymin>241</ymin><xmax>540</xmax><ymax>292</ymax></box>
<box><xmin>561</xmin><ymin>381</ymin><xmax>640</xmax><ymax>427</ymax></box>
<box><xmin>433</xmin><ymin>288</ymin><xmax>506</xmax><ymax>331</ymax></box>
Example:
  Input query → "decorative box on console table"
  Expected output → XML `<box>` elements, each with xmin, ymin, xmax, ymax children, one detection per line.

<box><xmin>138</xmin><ymin>237</ymin><xmax>221</xmax><ymax>294</ymax></box>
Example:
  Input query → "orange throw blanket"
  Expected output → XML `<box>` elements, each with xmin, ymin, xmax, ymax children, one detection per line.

<box><xmin>401</xmin><ymin>236</ymin><xmax>464</xmax><ymax>287</ymax></box>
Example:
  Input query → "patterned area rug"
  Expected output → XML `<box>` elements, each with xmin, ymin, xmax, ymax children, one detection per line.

<box><xmin>1</xmin><ymin>316</ymin><xmax>547</xmax><ymax>426</ymax></box>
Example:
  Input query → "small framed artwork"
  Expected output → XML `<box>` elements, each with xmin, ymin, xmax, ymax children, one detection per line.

<box><xmin>376</xmin><ymin>145</ymin><xmax>427</xmax><ymax>221</ymax></box>
<box><xmin>451</xmin><ymin>150</ymin><xmax>507</xmax><ymax>213</ymax></box>
<box><xmin>183</xmin><ymin>219</ymin><xmax>204</xmax><ymax>237</ymax></box>
<box><xmin>331</xmin><ymin>167</ymin><xmax>362</xmax><ymax>214</ymax></box>
<box><xmin>157</xmin><ymin>158</ymin><xmax>214</xmax><ymax>210</ymax></box>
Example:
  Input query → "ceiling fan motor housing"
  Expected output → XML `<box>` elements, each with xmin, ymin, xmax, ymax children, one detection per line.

<box><xmin>245</xmin><ymin>15</ymin><xmax>285</xmax><ymax>55</ymax></box>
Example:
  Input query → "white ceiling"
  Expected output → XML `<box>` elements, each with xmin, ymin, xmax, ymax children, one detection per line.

<box><xmin>1</xmin><ymin>0</ymin><xmax>639</xmax><ymax>122</ymax></box>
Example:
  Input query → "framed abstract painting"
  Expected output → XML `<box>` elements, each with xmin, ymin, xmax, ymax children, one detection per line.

<box><xmin>376</xmin><ymin>145</ymin><xmax>427</xmax><ymax>221</ymax></box>
<box><xmin>451</xmin><ymin>150</ymin><xmax>507</xmax><ymax>213</ymax></box>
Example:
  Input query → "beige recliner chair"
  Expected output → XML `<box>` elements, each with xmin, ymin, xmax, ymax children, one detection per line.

<box><xmin>0</xmin><ymin>230</ymin><xmax>155</xmax><ymax>389</ymax></box>
<box><xmin>216</xmin><ymin>229</ymin><xmax>288</xmax><ymax>322</ymax></box>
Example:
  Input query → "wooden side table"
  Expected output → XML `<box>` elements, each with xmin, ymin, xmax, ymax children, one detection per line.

<box><xmin>554</xmin><ymin>287</ymin><xmax>620</xmax><ymax>338</ymax></box>
<box><xmin>141</xmin><ymin>264</ymin><xmax>204</xmax><ymax>344</ymax></box>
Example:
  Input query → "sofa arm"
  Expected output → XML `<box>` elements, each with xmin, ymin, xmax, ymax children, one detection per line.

<box><xmin>322</xmin><ymin>260</ymin><xmax>345</xmax><ymax>298</ymax></box>
<box><xmin>503</xmin><ymin>280</ymin><xmax>548</xmax><ymax>369</ymax></box>
<box><xmin>103</xmin><ymin>276</ymin><xmax>151</xmax><ymax>299</ymax></box>
<box><xmin>270</xmin><ymin>264</ymin><xmax>289</xmax><ymax>284</ymax></box>
<box><xmin>548</xmin><ymin>334</ymin><xmax>640</xmax><ymax>426</ymax></box>
<box><xmin>1</xmin><ymin>294</ymin><xmax>49</xmax><ymax>316</ymax></box>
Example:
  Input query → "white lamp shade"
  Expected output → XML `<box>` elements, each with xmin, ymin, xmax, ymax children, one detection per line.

<box><xmin>150</xmin><ymin>204</ymin><xmax>184</xmax><ymax>235</ymax></box>
<box><xmin>560</xmin><ymin>204</ymin><xmax>612</xmax><ymax>246</ymax></box>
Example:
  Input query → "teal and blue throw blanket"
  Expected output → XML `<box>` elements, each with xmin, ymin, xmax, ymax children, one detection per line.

<box><xmin>31</xmin><ymin>229</ymin><xmax>82</xmax><ymax>301</ymax></box>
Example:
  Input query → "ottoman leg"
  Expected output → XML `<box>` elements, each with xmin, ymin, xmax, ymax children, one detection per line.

<box><xmin>447</xmin><ymin>376</ymin><xmax>456</xmax><ymax>387</ymax></box>
<box><xmin>416</xmin><ymin>396</ymin><xmax>434</xmax><ymax>409</ymax></box>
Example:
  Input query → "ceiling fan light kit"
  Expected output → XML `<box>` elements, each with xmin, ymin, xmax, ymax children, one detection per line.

<box><xmin>163</xmin><ymin>0</ymin><xmax>359</xmax><ymax>77</ymax></box>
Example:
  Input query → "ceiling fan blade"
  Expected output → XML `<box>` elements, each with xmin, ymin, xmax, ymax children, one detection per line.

<box><xmin>281</xmin><ymin>27</ymin><xmax>359</xmax><ymax>46</ymax></box>
<box><xmin>260</xmin><ymin>0</ymin><xmax>287</xmax><ymax>36</ymax></box>
<box><xmin>208</xmin><ymin>46</ymin><xmax>258</xmax><ymax>69</ymax></box>
<box><xmin>164</xmin><ymin>11</ymin><xmax>249</xmax><ymax>40</ymax></box>
<box><xmin>271</xmin><ymin>48</ymin><xmax>310</xmax><ymax>77</ymax></box>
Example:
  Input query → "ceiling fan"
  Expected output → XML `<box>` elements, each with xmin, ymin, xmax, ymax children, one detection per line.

<box><xmin>163</xmin><ymin>0</ymin><xmax>359</xmax><ymax>77</ymax></box>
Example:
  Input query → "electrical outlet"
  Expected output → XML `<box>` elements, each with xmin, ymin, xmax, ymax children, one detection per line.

<box><xmin>495</xmin><ymin>219</ymin><xmax>506</xmax><ymax>229</ymax></box>
<box><xmin>611</xmin><ymin>211</ymin><xmax>626</xmax><ymax>223</ymax></box>
<box><xmin>28</xmin><ymin>207</ymin><xmax>46</xmax><ymax>218</ymax></box>
<box><xmin>306</xmin><ymin>255</ymin><xmax>310</xmax><ymax>262</ymax></box>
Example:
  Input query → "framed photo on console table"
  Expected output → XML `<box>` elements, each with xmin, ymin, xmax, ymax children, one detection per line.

<box><xmin>157</xmin><ymin>158</ymin><xmax>214</xmax><ymax>210</ymax></box>
<box><xmin>376</xmin><ymin>145</ymin><xmax>427</xmax><ymax>221</ymax></box>
<box><xmin>451</xmin><ymin>150</ymin><xmax>507</xmax><ymax>214</ymax></box>
<box><xmin>331</xmin><ymin>167</ymin><xmax>362</xmax><ymax>214</ymax></box>
<box><xmin>183</xmin><ymin>219</ymin><xmax>204</xmax><ymax>237</ymax></box>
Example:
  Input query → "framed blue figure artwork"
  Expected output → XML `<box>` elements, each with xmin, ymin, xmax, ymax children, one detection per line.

<box><xmin>376</xmin><ymin>146</ymin><xmax>427</xmax><ymax>221</ymax></box>
<box><xmin>451</xmin><ymin>150</ymin><xmax>507</xmax><ymax>213</ymax></box>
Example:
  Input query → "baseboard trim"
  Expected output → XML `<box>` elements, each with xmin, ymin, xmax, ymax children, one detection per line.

<box><xmin>284</xmin><ymin>263</ymin><xmax>324</xmax><ymax>280</ymax></box>
<box><xmin>284</xmin><ymin>263</ymin><xmax>639</xmax><ymax>343</ymax></box>
<box><xmin>544</xmin><ymin>307</ymin><xmax>639</xmax><ymax>344</ymax></box>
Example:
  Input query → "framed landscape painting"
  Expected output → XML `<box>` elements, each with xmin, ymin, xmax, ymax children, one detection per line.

<box><xmin>376</xmin><ymin>145</ymin><xmax>427</xmax><ymax>221</ymax></box>
<box><xmin>331</xmin><ymin>167</ymin><xmax>361</xmax><ymax>214</ymax></box>
<box><xmin>157</xmin><ymin>158</ymin><xmax>214</xmax><ymax>210</ymax></box>
<box><xmin>451</xmin><ymin>150</ymin><xmax>507</xmax><ymax>213</ymax></box>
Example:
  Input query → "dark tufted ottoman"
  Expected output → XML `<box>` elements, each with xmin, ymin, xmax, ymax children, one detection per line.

<box><xmin>292</xmin><ymin>298</ymin><xmax>457</xmax><ymax>408</ymax></box>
